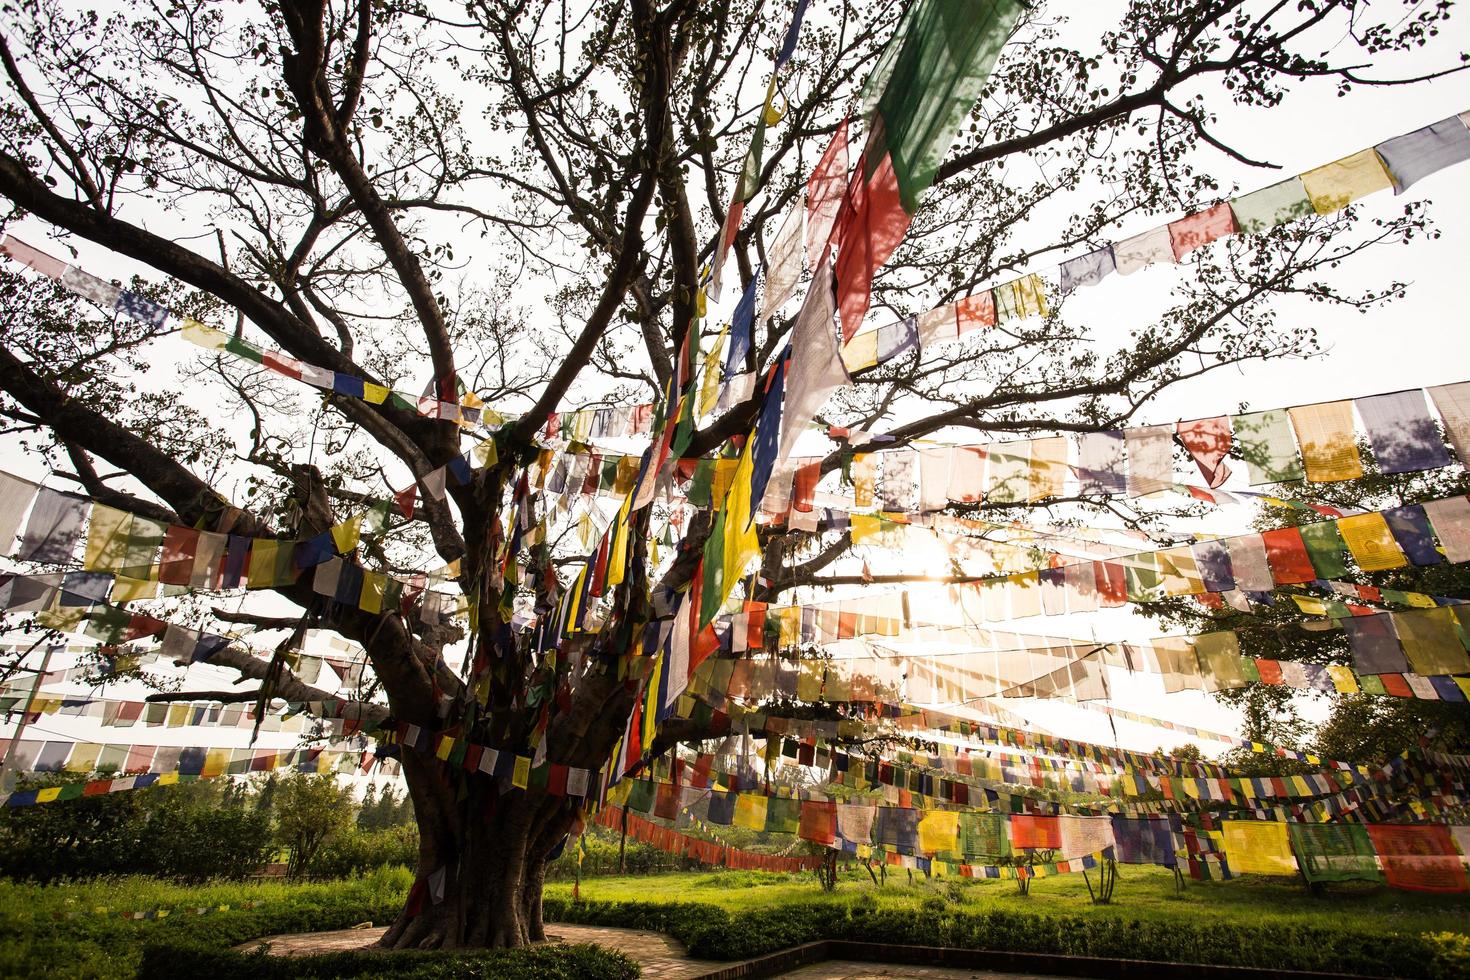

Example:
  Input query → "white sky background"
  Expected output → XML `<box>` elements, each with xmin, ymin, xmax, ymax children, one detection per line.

<box><xmin>3</xmin><ymin>1</ymin><xmax>1470</xmax><ymax>769</ymax></box>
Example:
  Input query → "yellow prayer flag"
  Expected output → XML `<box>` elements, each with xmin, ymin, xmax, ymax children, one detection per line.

<box><xmin>247</xmin><ymin>538</ymin><xmax>281</xmax><ymax>587</ymax></box>
<box><xmin>363</xmin><ymin>382</ymin><xmax>389</xmax><ymax>404</ymax></box>
<box><xmin>1300</xmin><ymin>149</ymin><xmax>1393</xmax><ymax>214</ymax></box>
<box><xmin>331</xmin><ymin>515</ymin><xmax>362</xmax><ymax>554</ymax></box>
<box><xmin>851</xmin><ymin>513</ymin><xmax>881</xmax><ymax>544</ymax></box>
<box><xmin>1337</xmin><ymin>513</ymin><xmax>1406</xmax><ymax>571</ymax></box>
<box><xmin>852</xmin><ymin>453</ymin><xmax>876</xmax><ymax>507</ymax></box>
<box><xmin>435</xmin><ymin>736</ymin><xmax>455</xmax><ymax>761</ymax></box>
<box><xmin>181</xmin><ymin>318</ymin><xmax>229</xmax><ymax>350</ymax></box>
<box><xmin>720</xmin><ymin>444</ymin><xmax>762</xmax><ymax>607</ymax></box>
<box><xmin>842</xmin><ymin>331</ymin><xmax>879</xmax><ymax>372</ymax></box>
<box><xmin>606</xmin><ymin>491</ymin><xmax>635</xmax><ymax>588</ymax></box>
<box><xmin>65</xmin><ymin>743</ymin><xmax>101</xmax><ymax>773</ymax></box>
<box><xmin>473</xmin><ymin>438</ymin><xmax>498</xmax><ymax>468</ymax></box>
<box><xmin>202</xmin><ymin>748</ymin><xmax>231</xmax><ymax>778</ymax></box>
<box><xmin>1403</xmin><ymin>591</ymin><xmax>1437</xmax><ymax>609</ymax></box>
<box><xmin>734</xmin><ymin>793</ymin><xmax>768</xmax><ymax>830</ymax></box>
<box><xmin>84</xmin><ymin>504</ymin><xmax>133</xmax><ymax>572</ymax></box>
<box><xmin>359</xmin><ymin>571</ymin><xmax>386</xmax><ymax>614</ymax></box>
<box><xmin>36</xmin><ymin>787</ymin><xmax>62</xmax><ymax>803</ymax></box>
<box><xmin>111</xmin><ymin>573</ymin><xmax>158</xmax><ymax>604</ymax></box>
<box><xmin>1222</xmin><ymin>819</ymin><xmax>1296</xmax><ymax>876</ymax></box>
<box><xmin>1288</xmin><ymin>402</ymin><xmax>1362</xmax><ymax>482</ymax></box>
<box><xmin>917</xmin><ymin>810</ymin><xmax>959</xmax><ymax>853</ymax></box>
<box><xmin>1327</xmin><ymin>664</ymin><xmax>1359</xmax><ymax>693</ymax></box>
<box><xmin>37</xmin><ymin>606</ymin><xmax>86</xmax><ymax>631</ymax></box>
<box><xmin>512</xmin><ymin>755</ymin><xmax>532</xmax><ymax>789</ymax></box>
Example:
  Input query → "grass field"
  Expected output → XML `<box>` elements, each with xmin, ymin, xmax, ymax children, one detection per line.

<box><xmin>549</xmin><ymin>864</ymin><xmax>1470</xmax><ymax>937</ymax></box>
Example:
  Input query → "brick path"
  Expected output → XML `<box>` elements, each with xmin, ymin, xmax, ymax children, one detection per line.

<box><xmin>238</xmin><ymin>923</ymin><xmax>724</xmax><ymax>979</ymax></box>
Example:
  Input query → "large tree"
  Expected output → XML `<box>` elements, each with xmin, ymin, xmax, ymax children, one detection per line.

<box><xmin>0</xmin><ymin>0</ymin><xmax>1463</xmax><ymax>949</ymax></box>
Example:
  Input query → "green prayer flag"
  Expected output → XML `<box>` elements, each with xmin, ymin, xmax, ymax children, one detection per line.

<box><xmin>1288</xmin><ymin>823</ymin><xmax>1382</xmax><ymax>883</ymax></box>
<box><xmin>764</xmin><ymin>796</ymin><xmax>801</xmax><ymax>834</ymax></box>
<box><xmin>863</xmin><ymin>0</ymin><xmax>1021</xmax><ymax>213</ymax></box>
<box><xmin>1299</xmin><ymin>522</ymin><xmax>1349</xmax><ymax>579</ymax></box>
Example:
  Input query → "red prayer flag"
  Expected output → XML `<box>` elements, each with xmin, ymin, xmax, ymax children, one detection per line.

<box><xmin>792</xmin><ymin>459</ymin><xmax>821</xmax><ymax>512</ymax></box>
<box><xmin>833</xmin><ymin>152</ymin><xmax>910</xmax><ymax>341</ymax></box>
<box><xmin>1366</xmin><ymin>824</ymin><xmax>1468</xmax><ymax>892</ymax></box>
<box><xmin>1094</xmin><ymin>561</ymin><xmax>1128</xmax><ymax>606</ymax></box>
<box><xmin>158</xmin><ymin>526</ymin><xmax>200</xmax><ymax>586</ymax></box>
<box><xmin>1168</xmin><ymin>202</ymin><xmax>1237</xmax><ymax>259</ymax></box>
<box><xmin>798</xmin><ymin>800</ymin><xmax>837</xmax><ymax>844</ymax></box>
<box><xmin>1011</xmin><ymin>815</ymin><xmax>1061</xmax><ymax>849</ymax></box>
<box><xmin>394</xmin><ymin>485</ymin><xmax>417</xmax><ymax>519</ymax></box>
<box><xmin>1175</xmin><ymin>417</ymin><xmax>1234</xmax><ymax>488</ymax></box>
<box><xmin>1262</xmin><ymin>527</ymin><xmax>1316</xmax><ymax>584</ymax></box>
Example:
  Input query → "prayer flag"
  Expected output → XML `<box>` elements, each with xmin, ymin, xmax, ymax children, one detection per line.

<box><xmin>1374</xmin><ymin>116</ymin><xmax>1470</xmax><ymax>194</ymax></box>
<box><xmin>1289</xmin><ymin>824</ymin><xmax>1381</xmax><ymax>884</ymax></box>
<box><xmin>779</xmin><ymin>263</ymin><xmax>847</xmax><ymax>462</ymax></box>
<box><xmin>1075</xmin><ymin>430</ymin><xmax>1125</xmax><ymax>495</ymax></box>
<box><xmin>1168</xmin><ymin>202</ymin><xmax>1236</xmax><ymax>259</ymax></box>
<box><xmin>1175</xmin><ymin>417</ymin><xmax>1233</xmax><ymax>488</ymax></box>
<box><xmin>1058</xmin><ymin>246</ymin><xmax>1115</xmax><ymax>293</ymax></box>
<box><xmin>1428</xmin><ymin>382</ymin><xmax>1470</xmax><ymax>466</ymax></box>
<box><xmin>18</xmin><ymin>487</ymin><xmax>89</xmax><ymax>564</ymax></box>
<box><xmin>1288</xmin><ymin>402</ymin><xmax>1362</xmax><ymax>482</ymax></box>
<box><xmin>1262</xmin><ymin>528</ymin><xmax>1316</xmax><ymax>584</ymax></box>
<box><xmin>806</xmin><ymin>118</ymin><xmax>850</xmax><ymax>267</ymax></box>
<box><xmin>1125</xmin><ymin>425</ymin><xmax>1174</xmax><ymax>497</ymax></box>
<box><xmin>1392</xmin><ymin>607</ymin><xmax>1470</xmax><ymax>676</ymax></box>
<box><xmin>1423</xmin><ymin>496</ymin><xmax>1470</xmax><ymax>563</ymax></box>
<box><xmin>1356</xmin><ymin>390</ymin><xmax>1450</xmax><ymax>474</ymax></box>
<box><xmin>760</xmin><ymin>209</ymin><xmax>804</xmax><ymax>324</ymax></box>
<box><xmin>0</xmin><ymin>235</ymin><xmax>67</xmax><ymax>278</ymax></box>
<box><xmin>1229</xmin><ymin>178</ymin><xmax>1313</xmax><ymax>233</ymax></box>
<box><xmin>1222</xmin><ymin>820</ymin><xmax>1295</xmax><ymax>876</ymax></box>
<box><xmin>1300</xmin><ymin>149</ymin><xmax>1393</xmax><ymax>214</ymax></box>
<box><xmin>1232</xmin><ymin>409</ymin><xmax>1303</xmax><ymax>485</ymax></box>
<box><xmin>1113</xmin><ymin>225</ymin><xmax>1173</xmax><ymax>274</ymax></box>
<box><xmin>1338</xmin><ymin>513</ymin><xmax>1407</xmax><ymax>571</ymax></box>
<box><xmin>1366</xmin><ymin>824</ymin><xmax>1467</xmax><ymax>893</ymax></box>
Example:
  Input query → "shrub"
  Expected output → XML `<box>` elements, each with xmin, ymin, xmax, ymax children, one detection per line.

<box><xmin>542</xmin><ymin>896</ymin><xmax>1445</xmax><ymax>976</ymax></box>
<box><xmin>313</xmin><ymin>826</ymin><xmax>419</xmax><ymax>879</ymax></box>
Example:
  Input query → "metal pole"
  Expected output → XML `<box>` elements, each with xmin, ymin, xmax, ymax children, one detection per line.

<box><xmin>1</xmin><ymin>643</ymin><xmax>58</xmax><ymax>793</ymax></box>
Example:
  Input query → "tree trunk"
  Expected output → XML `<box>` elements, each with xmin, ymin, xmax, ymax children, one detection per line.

<box><xmin>375</xmin><ymin>749</ymin><xmax>576</xmax><ymax>950</ymax></box>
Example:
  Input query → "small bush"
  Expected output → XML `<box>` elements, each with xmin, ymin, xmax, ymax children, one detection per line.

<box><xmin>313</xmin><ymin>825</ymin><xmax>419</xmax><ymax>879</ymax></box>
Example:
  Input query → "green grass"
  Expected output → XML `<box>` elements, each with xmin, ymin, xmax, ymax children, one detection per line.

<box><xmin>550</xmin><ymin>865</ymin><xmax>1470</xmax><ymax>935</ymax></box>
<box><xmin>0</xmin><ymin>868</ymin><xmax>412</xmax><ymax>979</ymax></box>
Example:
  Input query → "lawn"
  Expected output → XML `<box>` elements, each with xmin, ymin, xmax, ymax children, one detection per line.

<box><xmin>549</xmin><ymin>864</ymin><xmax>1470</xmax><ymax>936</ymax></box>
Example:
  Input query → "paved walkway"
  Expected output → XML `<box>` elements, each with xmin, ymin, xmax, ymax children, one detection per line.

<box><xmin>239</xmin><ymin>923</ymin><xmax>724</xmax><ymax>979</ymax></box>
<box><xmin>779</xmin><ymin>962</ymin><xmax>1060</xmax><ymax>979</ymax></box>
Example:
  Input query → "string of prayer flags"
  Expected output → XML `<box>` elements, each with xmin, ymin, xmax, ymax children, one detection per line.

<box><xmin>832</xmin><ymin>0</ymin><xmax>1022</xmax><ymax>339</ymax></box>
<box><xmin>838</xmin><ymin>111</ymin><xmax>1470</xmax><ymax>366</ymax></box>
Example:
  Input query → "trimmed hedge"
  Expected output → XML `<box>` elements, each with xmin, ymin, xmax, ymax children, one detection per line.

<box><xmin>543</xmin><ymin>896</ymin><xmax>1452</xmax><ymax>978</ymax></box>
<box><xmin>138</xmin><ymin>941</ymin><xmax>639</xmax><ymax>979</ymax></box>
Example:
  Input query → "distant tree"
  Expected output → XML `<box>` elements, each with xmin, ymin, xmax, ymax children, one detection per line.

<box><xmin>275</xmin><ymin>772</ymin><xmax>355</xmax><ymax>879</ymax></box>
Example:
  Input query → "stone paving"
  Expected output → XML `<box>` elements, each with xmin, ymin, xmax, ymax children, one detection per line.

<box><xmin>778</xmin><ymin>961</ymin><xmax>1060</xmax><ymax>979</ymax></box>
<box><xmin>238</xmin><ymin>923</ymin><xmax>725</xmax><ymax>979</ymax></box>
